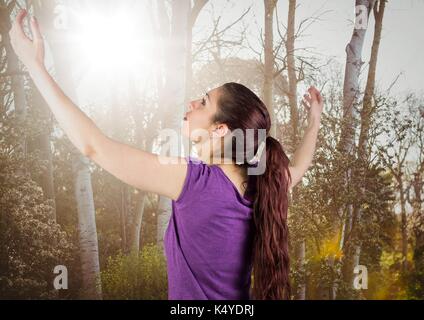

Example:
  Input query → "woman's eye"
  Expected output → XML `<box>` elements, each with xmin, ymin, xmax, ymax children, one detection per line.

<box><xmin>201</xmin><ymin>98</ymin><xmax>206</xmax><ymax>106</ymax></box>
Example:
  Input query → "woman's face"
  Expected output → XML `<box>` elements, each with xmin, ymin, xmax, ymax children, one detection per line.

<box><xmin>183</xmin><ymin>87</ymin><xmax>225</xmax><ymax>143</ymax></box>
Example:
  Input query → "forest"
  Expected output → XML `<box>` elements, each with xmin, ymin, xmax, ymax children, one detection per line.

<box><xmin>0</xmin><ymin>0</ymin><xmax>423</xmax><ymax>300</ymax></box>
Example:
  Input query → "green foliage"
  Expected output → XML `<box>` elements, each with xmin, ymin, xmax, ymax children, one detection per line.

<box><xmin>101</xmin><ymin>244</ymin><xmax>168</xmax><ymax>300</ymax></box>
<box><xmin>407</xmin><ymin>267</ymin><xmax>424</xmax><ymax>299</ymax></box>
<box><xmin>366</xmin><ymin>250</ymin><xmax>408</xmax><ymax>299</ymax></box>
<box><xmin>406</xmin><ymin>236</ymin><xmax>424</xmax><ymax>299</ymax></box>
<box><xmin>0</xmin><ymin>149</ymin><xmax>75</xmax><ymax>299</ymax></box>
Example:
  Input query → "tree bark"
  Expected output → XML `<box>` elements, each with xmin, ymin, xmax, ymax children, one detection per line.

<box><xmin>282</xmin><ymin>0</ymin><xmax>307</xmax><ymax>300</ymax></box>
<box><xmin>286</xmin><ymin>0</ymin><xmax>299</xmax><ymax>146</ymax></box>
<box><xmin>185</xmin><ymin>0</ymin><xmax>209</xmax><ymax>104</ymax></box>
<box><xmin>342</xmin><ymin>0</ymin><xmax>386</xmax><ymax>290</ymax></box>
<box><xmin>351</xmin><ymin>0</ymin><xmax>386</xmax><ymax>278</ymax></box>
<box><xmin>263</xmin><ymin>0</ymin><xmax>278</xmax><ymax>138</ymax></box>
<box><xmin>156</xmin><ymin>0</ymin><xmax>191</xmax><ymax>250</ymax></box>
<box><xmin>337</xmin><ymin>0</ymin><xmax>376</xmax><ymax>298</ymax></box>
<box><xmin>33</xmin><ymin>0</ymin><xmax>102</xmax><ymax>299</ymax></box>
<box><xmin>131</xmin><ymin>191</ymin><xmax>148</xmax><ymax>252</ymax></box>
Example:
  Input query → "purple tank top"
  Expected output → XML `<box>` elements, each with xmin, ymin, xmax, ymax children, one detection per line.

<box><xmin>164</xmin><ymin>156</ymin><xmax>254</xmax><ymax>300</ymax></box>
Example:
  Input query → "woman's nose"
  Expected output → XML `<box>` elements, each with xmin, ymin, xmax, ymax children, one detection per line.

<box><xmin>188</xmin><ymin>100</ymin><xmax>198</xmax><ymax>111</ymax></box>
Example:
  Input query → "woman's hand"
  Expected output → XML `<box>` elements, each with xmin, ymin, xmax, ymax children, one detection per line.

<box><xmin>289</xmin><ymin>86</ymin><xmax>323</xmax><ymax>187</ymax></box>
<box><xmin>302</xmin><ymin>86</ymin><xmax>324</xmax><ymax>127</ymax></box>
<box><xmin>9</xmin><ymin>9</ymin><xmax>45</xmax><ymax>73</ymax></box>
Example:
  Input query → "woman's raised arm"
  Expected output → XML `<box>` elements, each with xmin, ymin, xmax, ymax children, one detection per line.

<box><xmin>9</xmin><ymin>9</ymin><xmax>96</xmax><ymax>157</ymax></box>
<box><xmin>288</xmin><ymin>86</ymin><xmax>324</xmax><ymax>189</ymax></box>
<box><xmin>9</xmin><ymin>9</ymin><xmax>188</xmax><ymax>200</ymax></box>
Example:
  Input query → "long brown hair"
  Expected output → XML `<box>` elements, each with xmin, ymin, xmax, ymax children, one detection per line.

<box><xmin>214</xmin><ymin>82</ymin><xmax>292</xmax><ymax>300</ymax></box>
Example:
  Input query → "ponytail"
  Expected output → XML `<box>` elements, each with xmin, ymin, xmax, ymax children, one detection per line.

<box><xmin>215</xmin><ymin>82</ymin><xmax>292</xmax><ymax>299</ymax></box>
<box><xmin>250</xmin><ymin>136</ymin><xmax>292</xmax><ymax>300</ymax></box>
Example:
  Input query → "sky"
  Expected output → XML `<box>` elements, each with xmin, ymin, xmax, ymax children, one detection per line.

<box><xmin>200</xmin><ymin>0</ymin><xmax>424</xmax><ymax>96</ymax></box>
<box><xmin>76</xmin><ymin>0</ymin><xmax>424</xmax><ymax>106</ymax></box>
<box><xmin>290</xmin><ymin>0</ymin><xmax>424</xmax><ymax>96</ymax></box>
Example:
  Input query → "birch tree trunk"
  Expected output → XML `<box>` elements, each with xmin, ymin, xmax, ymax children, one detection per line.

<box><xmin>337</xmin><ymin>0</ymin><xmax>376</xmax><ymax>297</ymax></box>
<box><xmin>263</xmin><ymin>0</ymin><xmax>278</xmax><ymax>138</ymax></box>
<box><xmin>72</xmin><ymin>153</ymin><xmax>102</xmax><ymax>299</ymax></box>
<box><xmin>286</xmin><ymin>0</ymin><xmax>299</xmax><ymax>145</ymax></box>
<box><xmin>132</xmin><ymin>190</ymin><xmax>148</xmax><ymax>252</ymax></box>
<box><xmin>282</xmin><ymin>0</ymin><xmax>307</xmax><ymax>300</ymax></box>
<box><xmin>57</xmin><ymin>39</ymin><xmax>103</xmax><ymax>301</ymax></box>
<box><xmin>156</xmin><ymin>0</ymin><xmax>191</xmax><ymax>249</ymax></box>
<box><xmin>186</xmin><ymin>0</ymin><xmax>208</xmax><ymax>103</ymax></box>
<box><xmin>351</xmin><ymin>0</ymin><xmax>386</xmax><ymax>279</ymax></box>
<box><xmin>131</xmin><ymin>137</ymin><xmax>154</xmax><ymax>252</ymax></box>
<box><xmin>33</xmin><ymin>0</ymin><xmax>102</xmax><ymax>299</ymax></box>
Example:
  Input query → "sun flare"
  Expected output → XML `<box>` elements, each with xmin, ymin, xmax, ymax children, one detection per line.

<box><xmin>74</xmin><ymin>10</ymin><xmax>154</xmax><ymax>76</ymax></box>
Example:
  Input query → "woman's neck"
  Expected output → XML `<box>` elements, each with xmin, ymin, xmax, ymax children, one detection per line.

<box><xmin>195</xmin><ymin>140</ymin><xmax>225</xmax><ymax>165</ymax></box>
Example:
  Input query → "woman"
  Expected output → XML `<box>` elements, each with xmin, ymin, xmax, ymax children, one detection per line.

<box><xmin>9</xmin><ymin>9</ymin><xmax>323</xmax><ymax>300</ymax></box>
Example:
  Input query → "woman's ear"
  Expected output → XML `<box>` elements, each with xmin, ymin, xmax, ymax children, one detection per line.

<box><xmin>211</xmin><ymin>123</ymin><xmax>229</xmax><ymax>138</ymax></box>
<box><xmin>210</xmin><ymin>128</ymin><xmax>219</xmax><ymax>138</ymax></box>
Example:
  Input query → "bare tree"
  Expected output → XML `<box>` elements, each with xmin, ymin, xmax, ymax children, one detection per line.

<box><xmin>186</xmin><ymin>0</ymin><xmax>209</xmax><ymax>104</ymax></box>
<box><xmin>263</xmin><ymin>0</ymin><xmax>278</xmax><ymax>138</ymax></box>
<box><xmin>33</xmin><ymin>0</ymin><xmax>102</xmax><ymax>299</ymax></box>
<box><xmin>156</xmin><ymin>0</ymin><xmax>191</xmax><ymax>249</ymax></box>
<box><xmin>336</xmin><ymin>0</ymin><xmax>376</xmax><ymax>296</ymax></box>
<box><xmin>348</xmin><ymin>0</ymin><xmax>387</xmax><ymax>283</ymax></box>
<box><xmin>376</xmin><ymin>94</ymin><xmax>416</xmax><ymax>275</ymax></box>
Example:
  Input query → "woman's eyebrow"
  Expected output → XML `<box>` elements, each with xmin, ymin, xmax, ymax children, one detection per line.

<box><xmin>205</xmin><ymin>92</ymin><xmax>210</xmax><ymax>102</ymax></box>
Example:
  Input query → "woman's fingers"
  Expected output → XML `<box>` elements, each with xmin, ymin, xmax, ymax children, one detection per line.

<box><xmin>303</xmin><ymin>93</ymin><xmax>312</xmax><ymax>104</ymax></box>
<box><xmin>311</xmin><ymin>86</ymin><xmax>324</xmax><ymax>105</ymax></box>
<box><xmin>316</xmin><ymin>91</ymin><xmax>323</xmax><ymax>105</ymax></box>
<box><xmin>307</xmin><ymin>87</ymin><xmax>315</xmax><ymax>101</ymax></box>
<box><xmin>12</xmin><ymin>9</ymin><xmax>29</xmax><ymax>39</ymax></box>
<box><xmin>8</xmin><ymin>9</ymin><xmax>45</xmax><ymax>70</ymax></box>
<box><xmin>301</xmin><ymin>98</ymin><xmax>310</xmax><ymax>111</ymax></box>
<box><xmin>303</xmin><ymin>86</ymin><xmax>324</xmax><ymax>112</ymax></box>
<box><xmin>30</xmin><ymin>16</ymin><xmax>43</xmax><ymax>42</ymax></box>
<box><xmin>309</xmin><ymin>86</ymin><xmax>320</xmax><ymax>102</ymax></box>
